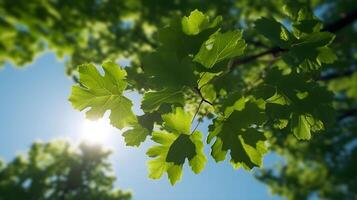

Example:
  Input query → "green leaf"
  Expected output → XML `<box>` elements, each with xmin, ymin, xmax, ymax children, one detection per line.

<box><xmin>162</xmin><ymin>107</ymin><xmax>192</xmax><ymax>135</ymax></box>
<box><xmin>146</xmin><ymin>131</ymin><xmax>206</xmax><ymax>185</ymax></box>
<box><xmin>282</xmin><ymin>0</ymin><xmax>302</xmax><ymax>20</ymax></box>
<box><xmin>208</xmin><ymin>101</ymin><xmax>267</xmax><ymax>169</ymax></box>
<box><xmin>284</xmin><ymin>32</ymin><xmax>336</xmax><ymax>70</ymax></box>
<box><xmin>292</xmin><ymin>114</ymin><xmax>311</xmax><ymax>140</ymax></box>
<box><xmin>158</xmin><ymin>15</ymin><xmax>221</xmax><ymax>59</ymax></box>
<box><xmin>292</xmin><ymin>19</ymin><xmax>322</xmax><ymax>35</ymax></box>
<box><xmin>200</xmin><ymin>84</ymin><xmax>217</xmax><ymax>102</ymax></box>
<box><xmin>166</xmin><ymin>134</ymin><xmax>196</xmax><ymax>164</ymax></box>
<box><xmin>255</xmin><ymin>17</ymin><xmax>294</xmax><ymax>48</ymax></box>
<box><xmin>294</xmin><ymin>32</ymin><xmax>335</xmax><ymax>48</ymax></box>
<box><xmin>146</xmin><ymin>107</ymin><xmax>206</xmax><ymax>184</ymax></box>
<box><xmin>122</xmin><ymin>125</ymin><xmax>149</xmax><ymax>147</ymax></box>
<box><xmin>141</xmin><ymin>88</ymin><xmax>185</xmax><ymax>113</ymax></box>
<box><xmin>182</xmin><ymin>9</ymin><xmax>222</xmax><ymax>35</ymax></box>
<box><xmin>194</xmin><ymin>31</ymin><xmax>246</xmax><ymax>68</ymax></box>
<box><xmin>188</xmin><ymin>131</ymin><xmax>207</xmax><ymax>173</ymax></box>
<box><xmin>265</xmin><ymin>103</ymin><xmax>291</xmax><ymax>129</ymax></box>
<box><xmin>69</xmin><ymin>61</ymin><xmax>136</xmax><ymax>129</ymax></box>
<box><xmin>146</xmin><ymin>131</ymin><xmax>181</xmax><ymax>185</ymax></box>
<box><xmin>317</xmin><ymin>47</ymin><xmax>337</xmax><ymax>64</ymax></box>
<box><xmin>142</xmin><ymin>52</ymin><xmax>196</xmax><ymax>89</ymax></box>
<box><xmin>121</xmin><ymin>112</ymin><xmax>161</xmax><ymax>147</ymax></box>
<box><xmin>262</xmin><ymin>68</ymin><xmax>334</xmax><ymax>139</ymax></box>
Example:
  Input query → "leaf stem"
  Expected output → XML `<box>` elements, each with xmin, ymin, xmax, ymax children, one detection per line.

<box><xmin>191</xmin><ymin>99</ymin><xmax>204</xmax><ymax>124</ymax></box>
<box><xmin>193</xmin><ymin>87</ymin><xmax>214</xmax><ymax>106</ymax></box>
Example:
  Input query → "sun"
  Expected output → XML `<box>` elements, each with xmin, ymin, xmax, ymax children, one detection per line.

<box><xmin>80</xmin><ymin>118</ymin><xmax>119</xmax><ymax>145</ymax></box>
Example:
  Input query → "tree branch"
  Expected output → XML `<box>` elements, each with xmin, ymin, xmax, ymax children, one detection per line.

<box><xmin>338</xmin><ymin>108</ymin><xmax>357</xmax><ymax>121</ymax></box>
<box><xmin>191</xmin><ymin>99</ymin><xmax>203</xmax><ymax>124</ymax></box>
<box><xmin>323</xmin><ymin>9</ymin><xmax>357</xmax><ymax>32</ymax></box>
<box><xmin>229</xmin><ymin>47</ymin><xmax>286</xmax><ymax>72</ymax></box>
<box><xmin>193</xmin><ymin>87</ymin><xmax>213</xmax><ymax>106</ymax></box>
<box><xmin>319</xmin><ymin>69</ymin><xmax>356</xmax><ymax>81</ymax></box>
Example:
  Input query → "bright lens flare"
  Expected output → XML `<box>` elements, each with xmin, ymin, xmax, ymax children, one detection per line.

<box><xmin>80</xmin><ymin>119</ymin><xmax>116</xmax><ymax>144</ymax></box>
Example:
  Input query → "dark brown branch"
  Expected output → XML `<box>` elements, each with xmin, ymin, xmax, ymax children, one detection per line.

<box><xmin>323</xmin><ymin>9</ymin><xmax>357</xmax><ymax>32</ymax></box>
<box><xmin>229</xmin><ymin>47</ymin><xmax>286</xmax><ymax>72</ymax></box>
<box><xmin>319</xmin><ymin>69</ymin><xmax>356</xmax><ymax>81</ymax></box>
<box><xmin>193</xmin><ymin>87</ymin><xmax>213</xmax><ymax>106</ymax></box>
<box><xmin>246</xmin><ymin>40</ymin><xmax>271</xmax><ymax>49</ymax></box>
<box><xmin>338</xmin><ymin>108</ymin><xmax>357</xmax><ymax>121</ymax></box>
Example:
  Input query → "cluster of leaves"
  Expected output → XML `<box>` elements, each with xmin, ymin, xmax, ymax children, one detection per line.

<box><xmin>69</xmin><ymin>7</ymin><xmax>339</xmax><ymax>185</ymax></box>
<box><xmin>257</xmin><ymin>110</ymin><xmax>357</xmax><ymax>200</ymax></box>
<box><xmin>251</xmin><ymin>2</ymin><xmax>357</xmax><ymax>199</ymax></box>
<box><xmin>0</xmin><ymin>140</ymin><xmax>131</xmax><ymax>200</ymax></box>
<box><xmin>3</xmin><ymin>0</ymin><xmax>357</xmax><ymax>198</ymax></box>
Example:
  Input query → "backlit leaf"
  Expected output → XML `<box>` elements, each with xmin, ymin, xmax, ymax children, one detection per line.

<box><xmin>69</xmin><ymin>61</ymin><xmax>136</xmax><ymax>129</ymax></box>
<box><xmin>194</xmin><ymin>31</ymin><xmax>246</xmax><ymax>68</ymax></box>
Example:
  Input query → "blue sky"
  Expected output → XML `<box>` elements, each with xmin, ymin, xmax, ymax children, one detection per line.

<box><xmin>0</xmin><ymin>53</ymin><xmax>281</xmax><ymax>200</ymax></box>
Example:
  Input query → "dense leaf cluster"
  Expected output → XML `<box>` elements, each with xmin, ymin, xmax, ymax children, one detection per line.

<box><xmin>69</xmin><ymin>7</ymin><xmax>340</xmax><ymax>185</ymax></box>
<box><xmin>2</xmin><ymin>0</ymin><xmax>357</xmax><ymax>199</ymax></box>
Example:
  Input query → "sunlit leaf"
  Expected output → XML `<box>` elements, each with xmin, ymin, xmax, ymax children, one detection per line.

<box><xmin>194</xmin><ymin>31</ymin><xmax>246</xmax><ymax>68</ymax></box>
<box><xmin>69</xmin><ymin>61</ymin><xmax>136</xmax><ymax>129</ymax></box>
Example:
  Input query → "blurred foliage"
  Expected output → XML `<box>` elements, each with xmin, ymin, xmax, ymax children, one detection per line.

<box><xmin>1</xmin><ymin>0</ymin><xmax>357</xmax><ymax>199</ymax></box>
<box><xmin>0</xmin><ymin>140</ymin><xmax>131</xmax><ymax>200</ymax></box>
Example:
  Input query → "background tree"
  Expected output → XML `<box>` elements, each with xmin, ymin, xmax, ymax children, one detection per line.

<box><xmin>0</xmin><ymin>140</ymin><xmax>131</xmax><ymax>200</ymax></box>
<box><xmin>1</xmin><ymin>0</ymin><xmax>357</xmax><ymax>199</ymax></box>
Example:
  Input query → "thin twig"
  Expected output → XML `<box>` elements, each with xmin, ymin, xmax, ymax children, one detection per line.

<box><xmin>191</xmin><ymin>110</ymin><xmax>210</xmax><ymax>134</ymax></box>
<box><xmin>193</xmin><ymin>87</ymin><xmax>214</xmax><ymax>106</ymax></box>
<box><xmin>191</xmin><ymin>99</ymin><xmax>204</xmax><ymax>124</ymax></box>
<box><xmin>191</xmin><ymin>118</ymin><xmax>202</xmax><ymax>134</ymax></box>
<box><xmin>323</xmin><ymin>9</ymin><xmax>357</xmax><ymax>32</ymax></box>
<box><xmin>230</xmin><ymin>47</ymin><xmax>286</xmax><ymax>72</ymax></box>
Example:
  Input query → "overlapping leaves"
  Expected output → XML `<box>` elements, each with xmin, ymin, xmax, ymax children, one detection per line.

<box><xmin>67</xmin><ymin>8</ymin><xmax>340</xmax><ymax>186</ymax></box>
<box><xmin>208</xmin><ymin>99</ymin><xmax>268</xmax><ymax>169</ymax></box>
<box><xmin>255</xmin><ymin>16</ymin><xmax>336</xmax><ymax>71</ymax></box>
<box><xmin>255</xmin><ymin>68</ymin><xmax>335</xmax><ymax>140</ymax></box>
<box><xmin>141</xmin><ymin>88</ymin><xmax>185</xmax><ymax>113</ymax></box>
<box><xmin>146</xmin><ymin>107</ymin><xmax>206</xmax><ymax>185</ymax></box>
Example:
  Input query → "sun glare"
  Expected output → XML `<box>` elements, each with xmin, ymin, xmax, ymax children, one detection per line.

<box><xmin>80</xmin><ymin>118</ymin><xmax>117</xmax><ymax>145</ymax></box>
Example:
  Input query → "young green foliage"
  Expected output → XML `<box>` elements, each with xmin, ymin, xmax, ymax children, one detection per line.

<box><xmin>194</xmin><ymin>30</ymin><xmax>247</xmax><ymax>68</ymax></box>
<box><xmin>254</xmin><ymin>17</ymin><xmax>294</xmax><ymax>48</ymax></box>
<box><xmin>255</xmin><ymin>17</ymin><xmax>336</xmax><ymax>71</ymax></box>
<box><xmin>122</xmin><ymin>124</ymin><xmax>149</xmax><ymax>147</ymax></box>
<box><xmin>181</xmin><ymin>9</ymin><xmax>222</xmax><ymax>36</ymax></box>
<box><xmin>67</xmin><ymin>7</ymin><xmax>341</xmax><ymax>185</ymax></box>
<box><xmin>5</xmin><ymin>0</ymin><xmax>357</xmax><ymax>198</ymax></box>
<box><xmin>142</xmin><ymin>52</ymin><xmax>197</xmax><ymax>89</ymax></box>
<box><xmin>259</xmin><ymin>69</ymin><xmax>335</xmax><ymax>140</ymax></box>
<box><xmin>146</xmin><ymin>107</ymin><xmax>207</xmax><ymax>185</ymax></box>
<box><xmin>69</xmin><ymin>61</ymin><xmax>137</xmax><ymax>129</ymax></box>
<box><xmin>208</xmin><ymin>99</ymin><xmax>268</xmax><ymax>169</ymax></box>
<box><xmin>141</xmin><ymin>88</ymin><xmax>185</xmax><ymax>113</ymax></box>
<box><xmin>122</xmin><ymin>113</ymin><xmax>161</xmax><ymax>147</ymax></box>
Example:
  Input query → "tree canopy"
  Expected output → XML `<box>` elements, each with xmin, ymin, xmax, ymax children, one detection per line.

<box><xmin>1</xmin><ymin>0</ymin><xmax>357</xmax><ymax>199</ymax></box>
<box><xmin>0</xmin><ymin>140</ymin><xmax>131</xmax><ymax>200</ymax></box>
